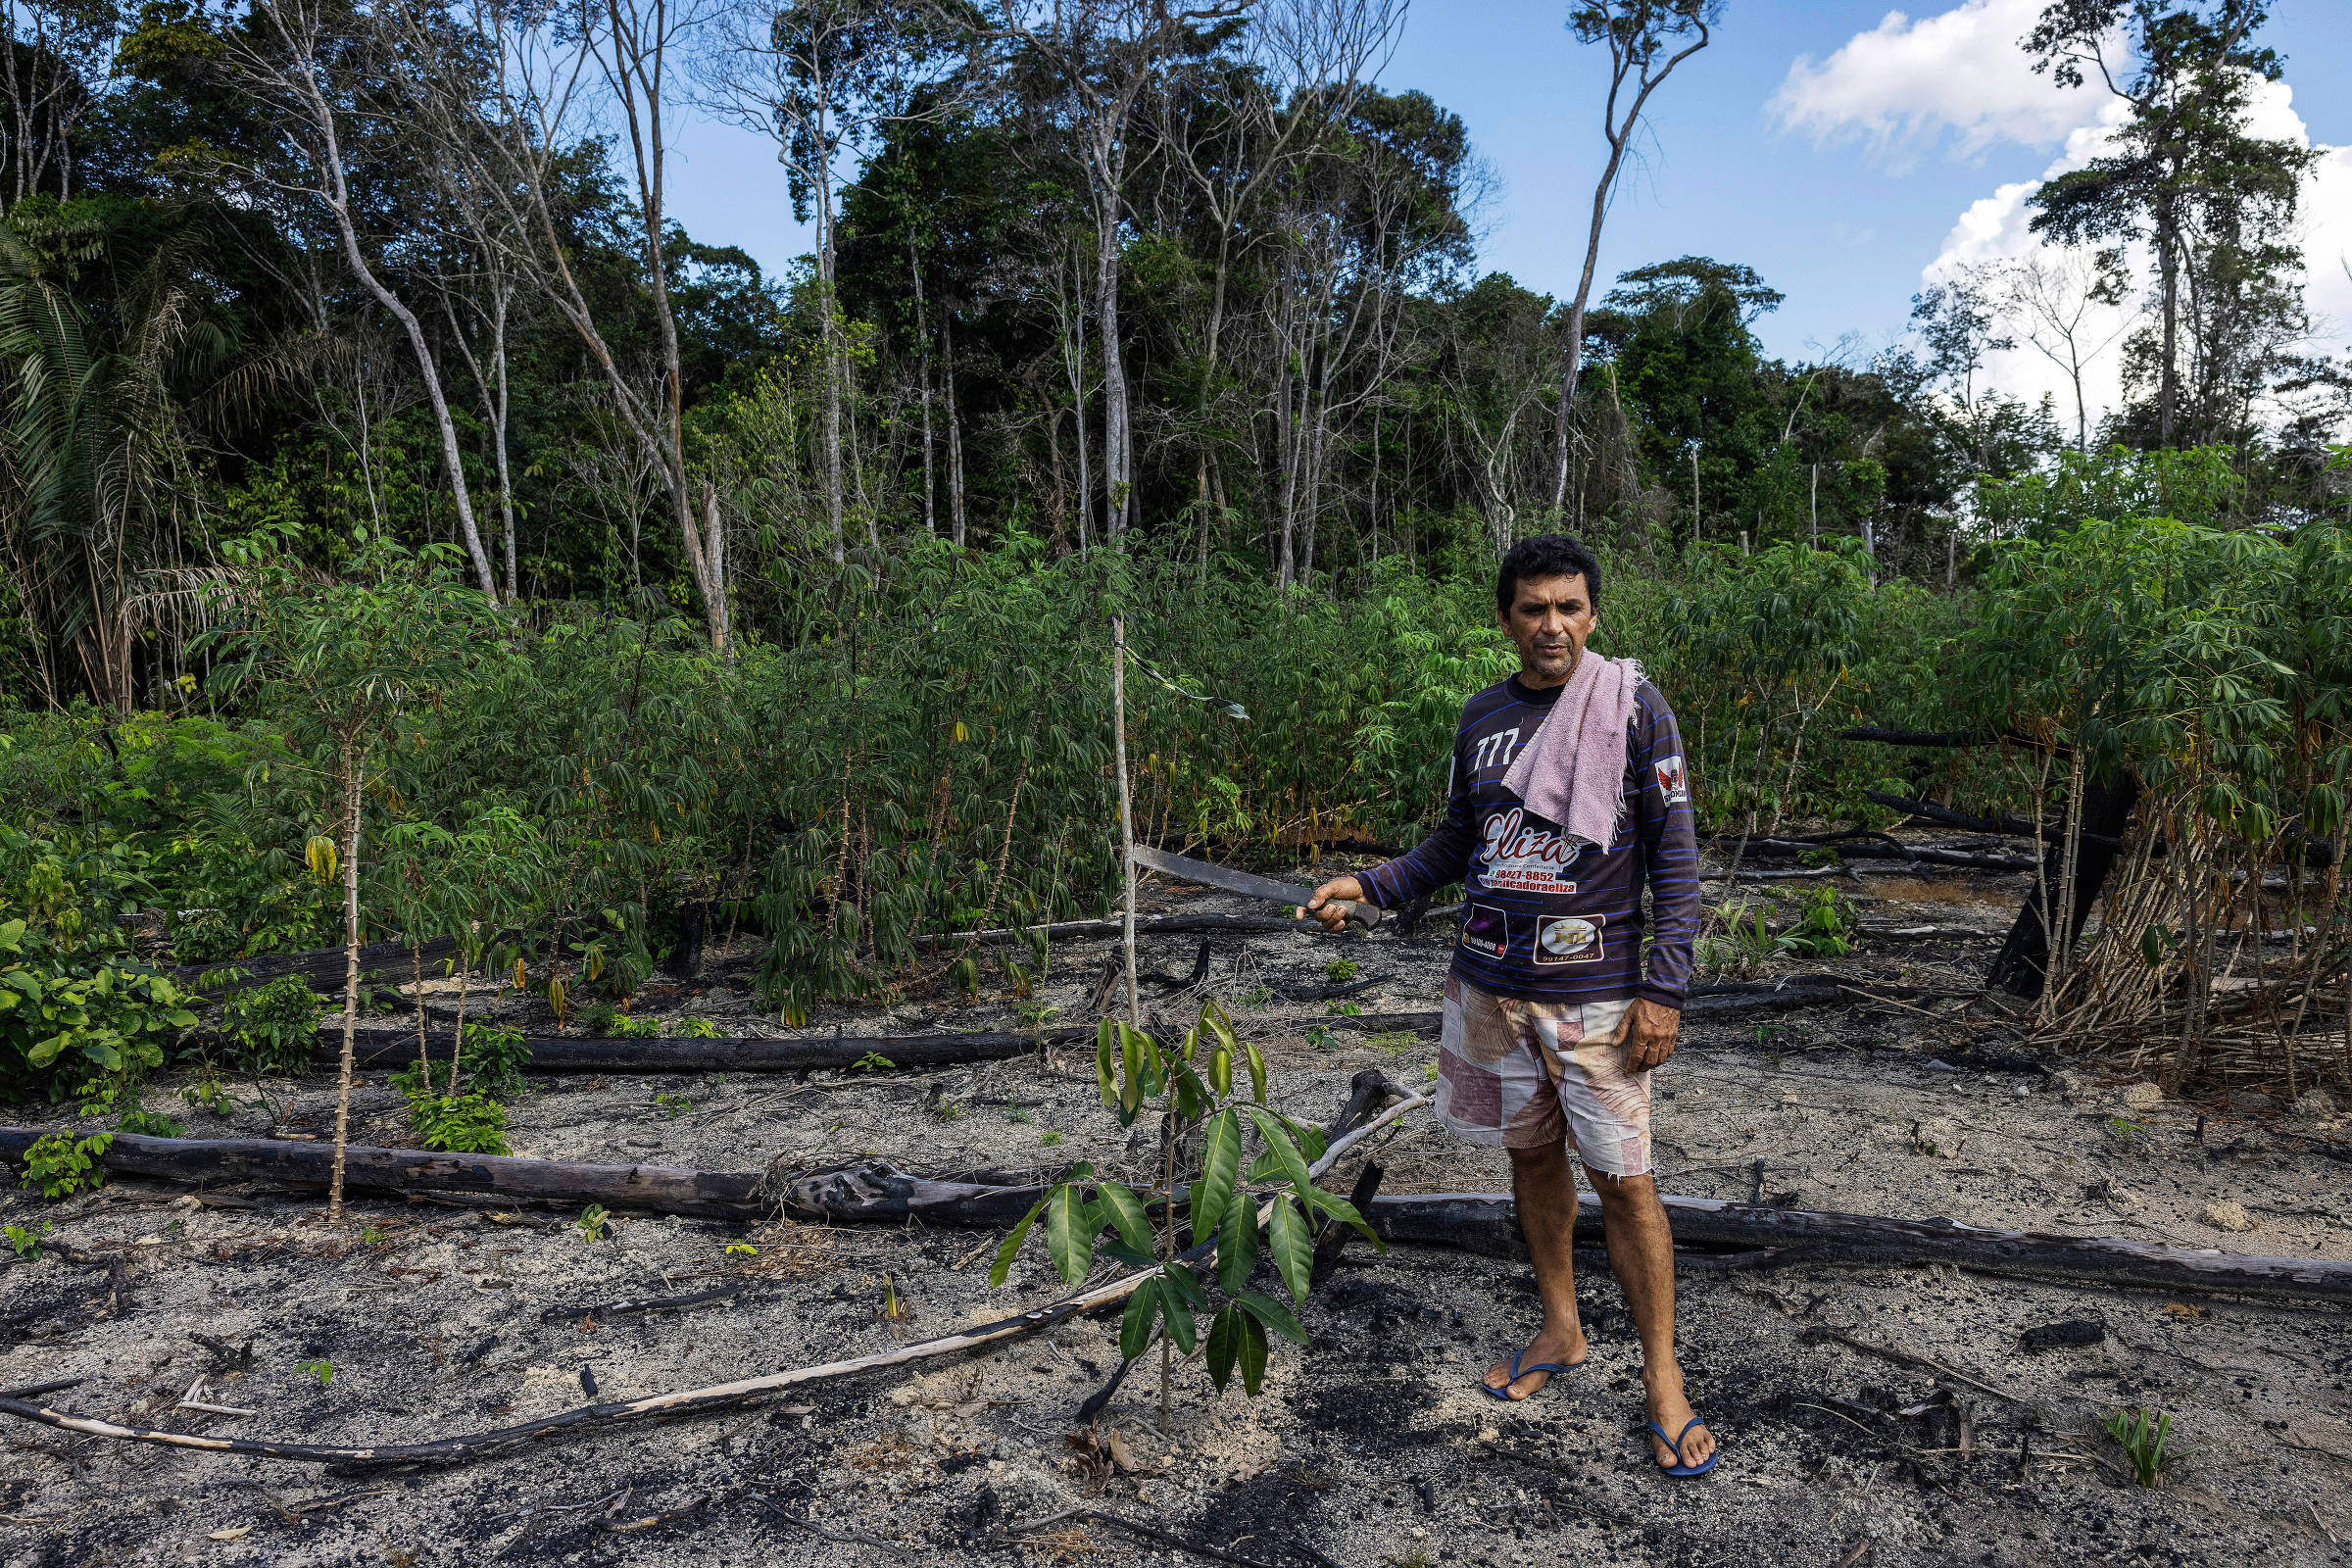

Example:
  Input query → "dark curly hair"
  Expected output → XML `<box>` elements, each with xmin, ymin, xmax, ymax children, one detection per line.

<box><xmin>1495</xmin><ymin>534</ymin><xmax>1602</xmax><ymax>614</ymax></box>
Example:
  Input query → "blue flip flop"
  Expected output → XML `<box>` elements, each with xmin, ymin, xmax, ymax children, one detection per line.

<box><xmin>1479</xmin><ymin>1348</ymin><xmax>1578</xmax><ymax>1402</ymax></box>
<box><xmin>1647</xmin><ymin>1416</ymin><xmax>1718</xmax><ymax>1476</ymax></box>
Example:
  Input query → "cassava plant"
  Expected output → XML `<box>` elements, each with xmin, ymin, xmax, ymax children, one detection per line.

<box><xmin>989</xmin><ymin>999</ymin><xmax>1382</xmax><ymax>1420</ymax></box>
<box><xmin>198</xmin><ymin>537</ymin><xmax>492</xmax><ymax>1220</ymax></box>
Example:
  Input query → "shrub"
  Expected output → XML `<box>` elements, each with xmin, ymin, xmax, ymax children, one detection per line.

<box><xmin>457</xmin><ymin>1022</ymin><xmax>530</xmax><ymax>1099</ymax></box>
<box><xmin>19</xmin><ymin>1131</ymin><xmax>112</xmax><ymax>1198</ymax></box>
<box><xmin>0</xmin><ymin>915</ymin><xmax>195</xmax><ymax>1102</ymax></box>
<box><xmin>404</xmin><ymin>1088</ymin><xmax>510</xmax><ymax>1154</ymax></box>
<box><xmin>217</xmin><ymin>974</ymin><xmax>322</xmax><ymax>1076</ymax></box>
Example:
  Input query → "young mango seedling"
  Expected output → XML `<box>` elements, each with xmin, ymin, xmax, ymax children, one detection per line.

<box><xmin>989</xmin><ymin>999</ymin><xmax>1381</xmax><ymax>1421</ymax></box>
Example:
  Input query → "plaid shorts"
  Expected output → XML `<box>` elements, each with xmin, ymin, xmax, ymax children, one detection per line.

<box><xmin>1433</xmin><ymin>974</ymin><xmax>1652</xmax><ymax>1177</ymax></box>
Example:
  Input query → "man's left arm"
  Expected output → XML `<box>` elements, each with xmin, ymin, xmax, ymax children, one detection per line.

<box><xmin>1617</xmin><ymin>688</ymin><xmax>1702</xmax><ymax>1072</ymax></box>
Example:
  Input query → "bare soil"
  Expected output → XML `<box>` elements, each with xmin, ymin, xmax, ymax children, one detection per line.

<box><xmin>3</xmin><ymin>854</ymin><xmax>2349</xmax><ymax>1568</ymax></box>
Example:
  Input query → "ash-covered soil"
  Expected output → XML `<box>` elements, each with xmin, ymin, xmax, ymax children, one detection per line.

<box><xmin>3</xmin><ymin>853</ymin><xmax>2348</xmax><ymax>1567</ymax></box>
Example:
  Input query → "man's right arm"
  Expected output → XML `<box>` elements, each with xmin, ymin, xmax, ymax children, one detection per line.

<box><xmin>1307</xmin><ymin>735</ymin><xmax>1475</xmax><ymax>930</ymax></box>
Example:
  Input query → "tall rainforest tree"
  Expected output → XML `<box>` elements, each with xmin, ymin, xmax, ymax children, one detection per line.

<box><xmin>1</xmin><ymin>0</ymin><xmax>122</xmax><ymax>201</ymax></box>
<box><xmin>982</xmin><ymin>0</ymin><xmax>1248</xmax><ymax>540</ymax></box>
<box><xmin>393</xmin><ymin>0</ymin><xmax>734</xmax><ymax>655</ymax></box>
<box><xmin>226</xmin><ymin>0</ymin><xmax>505</xmax><ymax>602</ymax></box>
<box><xmin>1154</xmin><ymin>0</ymin><xmax>1402</xmax><ymax>570</ymax></box>
<box><xmin>702</xmin><ymin>0</ymin><xmax>965</xmax><ymax>562</ymax></box>
<box><xmin>2026</xmin><ymin>0</ymin><xmax>2319</xmax><ymax>446</ymax></box>
<box><xmin>1546</xmin><ymin>0</ymin><xmax>1716</xmax><ymax>514</ymax></box>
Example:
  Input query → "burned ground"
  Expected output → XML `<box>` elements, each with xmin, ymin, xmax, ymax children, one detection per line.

<box><xmin>2</xmin><ymin>854</ymin><xmax>2348</xmax><ymax>1567</ymax></box>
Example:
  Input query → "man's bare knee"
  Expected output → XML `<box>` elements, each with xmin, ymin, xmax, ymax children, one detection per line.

<box><xmin>1586</xmin><ymin>1168</ymin><xmax>1656</xmax><ymax>1208</ymax></box>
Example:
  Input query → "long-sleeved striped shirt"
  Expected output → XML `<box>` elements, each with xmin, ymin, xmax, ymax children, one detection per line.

<box><xmin>1357</xmin><ymin>674</ymin><xmax>1700</xmax><ymax>1008</ymax></box>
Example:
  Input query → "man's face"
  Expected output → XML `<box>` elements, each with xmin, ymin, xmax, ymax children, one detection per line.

<box><xmin>1497</xmin><ymin>572</ymin><xmax>1596</xmax><ymax>688</ymax></box>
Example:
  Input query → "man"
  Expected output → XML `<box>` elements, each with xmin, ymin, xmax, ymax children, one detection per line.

<box><xmin>1304</xmin><ymin>533</ymin><xmax>1712</xmax><ymax>1477</ymax></box>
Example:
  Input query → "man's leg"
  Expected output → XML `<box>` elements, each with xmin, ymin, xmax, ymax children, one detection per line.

<box><xmin>1483</xmin><ymin>1141</ymin><xmax>1590</xmax><ymax>1398</ymax></box>
<box><xmin>1590</xmin><ymin>1169</ymin><xmax>1715</xmax><ymax>1470</ymax></box>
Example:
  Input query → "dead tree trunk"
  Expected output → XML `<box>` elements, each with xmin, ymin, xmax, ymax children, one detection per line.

<box><xmin>1987</xmin><ymin>766</ymin><xmax>2142</xmax><ymax>999</ymax></box>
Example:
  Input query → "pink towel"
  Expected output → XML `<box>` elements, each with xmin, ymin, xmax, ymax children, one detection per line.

<box><xmin>1499</xmin><ymin>653</ymin><xmax>1643</xmax><ymax>852</ymax></box>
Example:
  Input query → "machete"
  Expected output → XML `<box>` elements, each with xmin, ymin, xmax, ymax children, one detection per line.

<box><xmin>1129</xmin><ymin>846</ymin><xmax>1382</xmax><ymax>932</ymax></box>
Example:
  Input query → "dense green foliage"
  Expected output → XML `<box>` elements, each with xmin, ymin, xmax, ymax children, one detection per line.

<box><xmin>0</xmin><ymin>0</ymin><xmax>2344</xmax><ymax>1106</ymax></box>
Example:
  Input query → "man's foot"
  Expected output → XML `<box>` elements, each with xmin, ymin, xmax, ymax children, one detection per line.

<box><xmin>1482</xmin><ymin>1323</ymin><xmax>1589</xmax><ymax>1400</ymax></box>
<box><xmin>1642</xmin><ymin>1364</ymin><xmax>1716</xmax><ymax>1471</ymax></box>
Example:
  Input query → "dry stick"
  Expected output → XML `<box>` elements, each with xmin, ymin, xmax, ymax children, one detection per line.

<box><xmin>1108</xmin><ymin>613</ymin><xmax>1169</xmax><ymax>1430</ymax></box>
<box><xmin>1799</xmin><ymin>1325</ymin><xmax>2021</xmax><ymax>1405</ymax></box>
<box><xmin>328</xmin><ymin>746</ymin><xmax>365</xmax><ymax>1224</ymax></box>
<box><xmin>0</xmin><ymin>1095</ymin><xmax>1429</xmax><ymax>1469</ymax></box>
<box><xmin>1112</xmin><ymin>614</ymin><xmax>1141</xmax><ymax>1026</ymax></box>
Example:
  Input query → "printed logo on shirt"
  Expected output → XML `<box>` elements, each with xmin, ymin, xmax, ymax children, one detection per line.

<box><xmin>1460</xmin><ymin>902</ymin><xmax>1512</xmax><ymax>960</ymax></box>
<box><xmin>1475</xmin><ymin>806</ymin><xmax>1584</xmax><ymax>893</ymax></box>
<box><xmin>1469</xmin><ymin>726</ymin><xmax>1523</xmax><ymax>772</ymax></box>
<box><xmin>1653</xmin><ymin>753</ymin><xmax>1690</xmax><ymax>806</ymax></box>
<box><xmin>1534</xmin><ymin>913</ymin><xmax>1605</xmax><ymax>965</ymax></box>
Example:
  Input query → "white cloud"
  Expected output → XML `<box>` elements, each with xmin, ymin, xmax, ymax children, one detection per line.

<box><xmin>1772</xmin><ymin>0</ymin><xmax>2107</xmax><ymax>168</ymax></box>
<box><xmin>1922</xmin><ymin>76</ymin><xmax>2352</xmax><ymax>434</ymax></box>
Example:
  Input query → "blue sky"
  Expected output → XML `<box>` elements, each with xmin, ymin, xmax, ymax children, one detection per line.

<box><xmin>664</xmin><ymin>0</ymin><xmax>2352</xmax><ymax>382</ymax></box>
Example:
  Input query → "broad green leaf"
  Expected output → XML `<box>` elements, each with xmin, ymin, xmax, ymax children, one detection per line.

<box><xmin>1045</xmin><ymin>1184</ymin><xmax>1094</xmax><ymax>1285</ymax></box>
<box><xmin>1200</xmin><ymin>998</ymin><xmax>1240</xmax><ymax>1058</ymax></box>
<box><xmin>1170</xmin><ymin>1069</ymin><xmax>1200</xmax><ymax>1122</ymax></box>
<box><xmin>988</xmin><ymin>1195</ymin><xmax>1051</xmax><ymax>1288</ymax></box>
<box><xmin>1235</xmin><ymin>1289</ymin><xmax>1310</xmax><ymax>1345</ymax></box>
<box><xmin>1117</xmin><ymin>1025</ymin><xmax>1147</xmax><ymax>1124</ymax></box>
<box><xmin>1309</xmin><ymin>1188</ymin><xmax>1387</xmax><ymax>1252</ymax></box>
<box><xmin>1247</xmin><ymin>1106</ymin><xmax>1316</xmax><ymax>1203</ymax></box>
<box><xmin>1119</xmin><ymin>1278</ymin><xmax>1161</xmax><ymax>1362</ymax></box>
<box><xmin>1102</xmin><ymin>1239</ymin><xmax>1157</xmax><ymax>1270</ymax></box>
<box><xmin>1266</xmin><ymin>1195</ymin><xmax>1312</xmax><ymax>1303</ymax></box>
<box><xmin>1238</xmin><ymin>1309</ymin><xmax>1269</xmax><ymax>1395</ymax></box>
<box><xmin>1094</xmin><ymin>1180</ymin><xmax>1152</xmax><ymax>1252</ymax></box>
<box><xmin>1205</xmin><ymin>1304</ymin><xmax>1241</xmax><ymax>1393</ymax></box>
<box><xmin>1160</xmin><ymin>1286</ymin><xmax>1197</xmax><ymax>1353</ymax></box>
<box><xmin>1243</xmin><ymin>1038</ymin><xmax>1268</xmax><ymax>1103</ymax></box>
<box><xmin>1095</xmin><ymin>1019</ymin><xmax>1118</xmax><ymax>1109</ymax></box>
<box><xmin>1216</xmin><ymin>1189</ymin><xmax>1258</xmax><ymax>1295</ymax></box>
<box><xmin>1191</xmin><ymin>1109</ymin><xmax>1242</xmax><ymax>1241</ymax></box>
<box><xmin>1162</xmin><ymin>1258</ymin><xmax>1208</xmax><ymax>1311</ymax></box>
<box><xmin>1209</xmin><ymin>1047</ymin><xmax>1232</xmax><ymax>1099</ymax></box>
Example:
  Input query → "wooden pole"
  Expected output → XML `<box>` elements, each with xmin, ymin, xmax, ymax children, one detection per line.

<box><xmin>1111</xmin><ymin>615</ymin><xmax>1141</xmax><ymax>1026</ymax></box>
<box><xmin>328</xmin><ymin>747</ymin><xmax>364</xmax><ymax>1224</ymax></box>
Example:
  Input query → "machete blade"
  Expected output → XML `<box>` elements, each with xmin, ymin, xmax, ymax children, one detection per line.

<box><xmin>1128</xmin><ymin>846</ymin><xmax>1381</xmax><ymax>932</ymax></box>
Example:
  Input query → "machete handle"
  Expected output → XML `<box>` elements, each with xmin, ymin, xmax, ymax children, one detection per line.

<box><xmin>1330</xmin><ymin>899</ymin><xmax>1382</xmax><ymax>934</ymax></box>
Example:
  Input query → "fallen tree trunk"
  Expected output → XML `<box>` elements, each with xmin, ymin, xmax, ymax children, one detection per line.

<box><xmin>317</xmin><ymin>1024</ymin><xmax>1094</xmax><ymax>1075</ymax></box>
<box><xmin>50</xmin><ymin>1125</ymin><xmax>2328</xmax><ymax>1304</ymax></box>
<box><xmin>1734</xmin><ymin>838</ymin><xmax>2039</xmax><ymax>873</ymax></box>
<box><xmin>917</xmin><ymin>912</ymin><xmax>1333</xmax><ymax>949</ymax></box>
<box><xmin>1364</xmin><ymin>1191</ymin><xmax>2352</xmax><ymax>1304</ymax></box>
<box><xmin>1862</xmin><ymin>791</ymin><xmax>2119</xmax><ymax>852</ymax></box>
<box><xmin>1838</xmin><ymin>726</ymin><xmax>1989</xmax><ymax>749</ymax></box>
<box><xmin>0</xmin><ymin>1128</ymin><xmax>765</xmax><ymax>1220</ymax></box>
<box><xmin>172</xmin><ymin>936</ymin><xmax>461</xmax><ymax>998</ymax></box>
